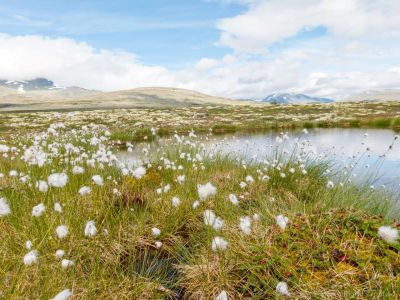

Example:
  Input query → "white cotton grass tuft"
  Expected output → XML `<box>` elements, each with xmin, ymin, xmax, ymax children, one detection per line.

<box><xmin>50</xmin><ymin>289</ymin><xmax>72</xmax><ymax>300</ymax></box>
<box><xmin>9</xmin><ymin>170</ymin><xmax>18</xmax><ymax>177</ymax></box>
<box><xmin>378</xmin><ymin>226</ymin><xmax>399</xmax><ymax>243</ymax></box>
<box><xmin>32</xmin><ymin>203</ymin><xmax>46</xmax><ymax>217</ymax></box>
<box><xmin>54</xmin><ymin>202</ymin><xmax>62</xmax><ymax>213</ymax></box>
<box><xmin>203</xmin><ymin>210</ymin><xmax>216</xmax><ymax>226</ymax></box>
<box><xmin>48</xmin><ymin>173</ymin><xmax>68</xmax><ymax>188</ymax></box>
<box><xmin>203</xmin><ymin>210</ymin><xmax>224</xmax><ymax>230</ymax></box>
<box><xmin>92</xmin><ymin>175</ymin><xmax>103</xmax><ymax>186</ymax></box>
<box><xmin>155</xmin><ymin>241</ymin><xmax>163</xmax><ymax>249</ymax></box>
<box><xmin>245</xmin><ymin>175</ymin><xmax>254</xmax><ymax>183</ymax></box>
<box><xmin>37</xmin><ymin>180</ymin><xmax>48</xmax><ymax>192</ymax></box>
<box><xmin>326</xmin><ymin>180</ymin><xmax>334</xmax><ymax>189</ymax></box>
<box><xmin>72</xmin><ymin>165</ymin><xmax>85</xmax><ymax>174</ymax></box>
<box><xmin>0</xmin><ymin>144</ymin><xmax>9</xmax><ymax>153</ymax></box>
<box><xmin>211</xmin><ymin>236</ymin><xmax>228</xmax><ymax>251</ymax></box>
<box><xmin>23</xmin><ymin>250</ymin><xmax>38</xmax><ymax>265</ymax></box>
<box><xmin>239</xmin><ymin>216</ymin><xmax>252</xmax><ymax>235</ymax></box>
<box><xmin>276</xmin><ymin>215</ymin><xmax>289</xmax><ymax>230</ymax></box>
<box><xmin>61</xmin><ymin>259</ymin><xmax>74</xmax><ymax>269</ymax></box>
<box><xmin>26</xmin><ymin>240</ymin><xmax>33</xmax><ymax>250</ymax></box>
<box><xmin>151</xmin><ymin>227</ymin><xmax>161</xmax><ymax>236</ymax></box>
<box><xmin>133</xmin><ymin>166</ymin><xmax>146</xmax><ymax>179</ymax></box>
<box><xmin>276</xmin><ymin>281</ymin><xmax>290</xmax><ymax>297</ymax></box>
<box><xmin>0</xmin><ymin>197</ymin><xmax>11</xmax><ymax>216</ymax></box>
<box><xmin>262</xmin><ymin>175</ymin><xmax>270</xmax><ymax>181</ymax></box>
<box><xmin>84</xmin><ymin>220</ymin><xmax>98</xmax><ymax>237</ymax></box>
<box><xmin>163</xmin><ymin>184</ymin><xmax>171</xmax><ymax>193</ymax></box>
<box><xmin>177</xmin><ymin>175</ymin><xmax>185</xmax><ymax>184</ymax></box>
<box><xmin>197</xmin><ymin>182</ymin><xmax>217</xmax><ymax>201</ymax></box>
<box><xmin>172</xmin><ymin>196</ymin><xmax>181</xmax><ymax>207</ymax></box>
<box><xmin>56</xmin><ymin>225</ymin><xmax>69</xmax><ymax>239</ymax></box>
<box><xmin>79</xmin><ymin>186</ymin><xmax>91</xmax><ymax>196</ymax></box>
<box><xmin>55</xmin><ymin>249</ymin><xmax>65</xmax><ymax>259</ymax></box>
<box><xmin>228</xmin><ymin>194</ymin><xmax>239</xmax><ymax>205</ymax></box>
<box><xmin>195</xmin><ymin>153</ymin><xmax>203</xmax><ymax>161</ymax></box>
<box><xmin>216</xmin><ymin>290</ymin><xmax>228</xmax><ymax>300</ymax></box>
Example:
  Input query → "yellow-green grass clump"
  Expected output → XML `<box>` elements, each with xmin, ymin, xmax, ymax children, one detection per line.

<box><xmin>0</xmin><ymin>125</ymin><xmax>399</xmax><ymax>299</ymax></box>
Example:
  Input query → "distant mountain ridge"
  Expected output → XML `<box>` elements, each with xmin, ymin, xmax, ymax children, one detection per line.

<box><xmin>262</xmin><ymin>93</ymin><xmax>334</xmax><ymax>104</ymax></box>
<box><xmin>344</xmin><ymin>89</ymin><xmax>400</xmax><ymax>102</ymax></box>
<box><xmin>0</xmin><ymin>78</ymin><xmax>100</xmax><ymax>102</ymax></box>
<box><xmin>0</xmin><ymin>78</ymin><xmax>255</xmax><ymax>111</ymax></box>
<box><xmin>0</xmin><ymin>78</ymin><xmax>59</xmax><ymax>91</ymax></box>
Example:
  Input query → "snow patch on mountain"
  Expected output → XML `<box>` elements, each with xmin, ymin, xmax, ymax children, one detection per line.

<box><xmin>262</xmin><ymin>93</ymin><xmax>334</xmax><ymax>104</ymax></box>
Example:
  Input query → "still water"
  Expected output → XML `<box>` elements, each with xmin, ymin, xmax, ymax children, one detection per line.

<box><xmin>118</xmin><ymin>128</ymin><xmax>400</xmax><ymax>192</ymax></box>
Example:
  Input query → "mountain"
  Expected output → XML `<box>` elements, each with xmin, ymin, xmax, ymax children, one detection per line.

<box><xmin>0</xmin><ymin>78</ymin><xmax>256</xmax><ymax>111</ymax></box>
<box><xmin>78</xmin><ymin>87</ymin><xmax>253</xmax><ymax>107</ymax></box>
<box><xmin>262</xmin><ymin>93</ymin><xmax>334</xmax><ymax>104</ymax></box>
<box><xmin>344</xmin><ymin>89</ymin><xmax>400</xmax><ymax>102</ymax></box>
<box><xmin>0</xmin><ymin>78</ymin><xmax>55</xmax><ymax>91</ymax></box>
<box><xmin>0</xmin><ymin>78</ymin><xmax>101</xmax><ymax>108</ymax></box>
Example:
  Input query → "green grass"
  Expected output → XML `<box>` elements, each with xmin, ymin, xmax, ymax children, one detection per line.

<box><xmin>0</xmin><ymin>129</ymin><xmax>399</xmax><ymax>299</ymax></box>
<box><xmin>368</xmin><ymin>118</ymin><xmax>393</xmax><ymax>128</ymax></box>
<box><xmin>107</xmin><ymin>116</ymin><xmax>400</xmax><ymax>143</ymax></box>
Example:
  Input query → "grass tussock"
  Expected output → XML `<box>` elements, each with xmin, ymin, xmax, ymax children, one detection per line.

<box><xmin>0</xmin><ymin>125</ymin><xmax>399</xmax><ymax>299</ymax></box>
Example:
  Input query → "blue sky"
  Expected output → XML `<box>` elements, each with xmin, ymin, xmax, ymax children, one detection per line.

<box><xmin>0</xmin><ymin>0</ymin><xmax>399</xmax><ymax>99</ymax></box>
<box><xmin>0</xmin><ymin>0</ymin><xmax>245</xmax><ymax>67</ymax></box>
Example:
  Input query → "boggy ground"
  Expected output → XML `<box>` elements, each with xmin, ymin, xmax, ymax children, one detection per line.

<box><xmin>0</xmin><ymin>124</ymin><xmax>399</xmax><ymax>299</ymax></box>
<box><xmin>2</xmin><ymin>101</ymin><xmax>400</xmax><ymax>142</ymax></box>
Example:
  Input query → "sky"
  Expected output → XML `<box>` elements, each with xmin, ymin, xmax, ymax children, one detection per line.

<box><xmin>0</xmin><ymin>0</ymin><xmax>400</xmax><ymax>99</ymax></box>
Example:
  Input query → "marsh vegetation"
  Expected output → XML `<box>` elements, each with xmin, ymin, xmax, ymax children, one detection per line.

<box><xmin>0</xmin><ymin>120</ymin><xmax>399</xmax><ymax>299</ymax></box>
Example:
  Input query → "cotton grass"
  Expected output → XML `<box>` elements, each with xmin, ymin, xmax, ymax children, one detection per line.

<box><xmin>203</xmin><ymin>210</ymin><xmax>224</xmax><ymax>230</ymax></box>
<box><xmin>56</xmin><ymin>225</ymin><xmax>69</xmax><ymax>239</ymax></box>
<box><xmin>197</xmin><ymin>182</ymin><xmax>217</xmax><ymax>201</ymax></box>
<box><xmin>0</xmin><ymin>197</ymin><xmax>11</xmax><ymax>216</ymax></box>
<box><xmin>23</xmin><ymin>250</ymin><xmax>38</xmax><ymax>266</ymax></box>
<box><xmin>32</xmin><ymin>203</ymin><xmax>46</xmax><ymax>217</ymax></box>
<box><xmin>48</xmin><ymin>173</ymin><xmax>68</xmax><ymax>188</ymax></box>
<box><xmin>378</xmin><ymin>226</ymin><xmax>399</xmax><ymax>243</ymax></box>
<box><xmin>84</xmin><ymin>220</ymin><xmax>98</xmax><ymax>237</ymax></box>
<box><xmin>276</xmin><ymin>281</ymin><xmax>290</xmax><ymax>297</ymax></box>
<box><xmin>211</xmin><ymin>236</ymin><xmax>228</xmax><ymax>251</ymax></box>
<box><xmin>1</xmin><ymin>122</ymin><xmax>399</xmax><ymax>298</ymax></box>
<box><xmin>51</xmin><ymin>289</ymin><xmax>72</xmax><ymax>300</ymax></box>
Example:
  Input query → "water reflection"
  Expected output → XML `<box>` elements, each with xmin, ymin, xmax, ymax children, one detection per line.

<box><xmin>118</xmin><ymin>128</ymin><xmax>400</xmax><ymax>192</ymax></box>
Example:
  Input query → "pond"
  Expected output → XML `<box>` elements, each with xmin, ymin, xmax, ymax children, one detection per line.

<box><xmin>118</xmin><ymin>128</ymin><xmax>400</xmax><ymax>194</ymax></box>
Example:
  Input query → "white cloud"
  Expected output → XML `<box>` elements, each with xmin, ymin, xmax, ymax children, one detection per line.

<box><xmin>1</xmin><ymin>27</ymin><xmax>400</xmax><ymax>100</ymax></box>
<box><xmin>295</xmin><ymin>68</ymin><xmax>400</xmax><ymax>98</ymax></box>
<box><xmin>0</xmin><ymin>33</ymin><xmax>307</xmax><ymax>97</ymax></box>
<box><xmin>195</xmin><ymin>58</ymin><xmax>219</xmax><ymax>70</ymax></box>
<box><xmin>217</xmin><ymin>0</ymin><xmax>400</xmax><ymax>53</ymax></box>
<box><xmin>0</xmin><ymin>33</ymin><xmax>175</xmax><ymax>91</ymax></box>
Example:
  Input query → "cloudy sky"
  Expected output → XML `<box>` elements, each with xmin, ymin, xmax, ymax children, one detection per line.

<box><xmin>1</xmin><ymin>0</ymin><xmax>400</xmax><ymax>99</ymax></box>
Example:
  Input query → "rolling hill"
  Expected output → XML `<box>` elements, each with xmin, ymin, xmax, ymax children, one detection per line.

<box><xmin>344</xmin><ymin>90</ymin><xmax>400</xmax><ymax>102</ymax></box>
<box><xmin>0</xmin><ymin>79</ymin><xmax>255</xmax><ymax>111</ymax></box>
